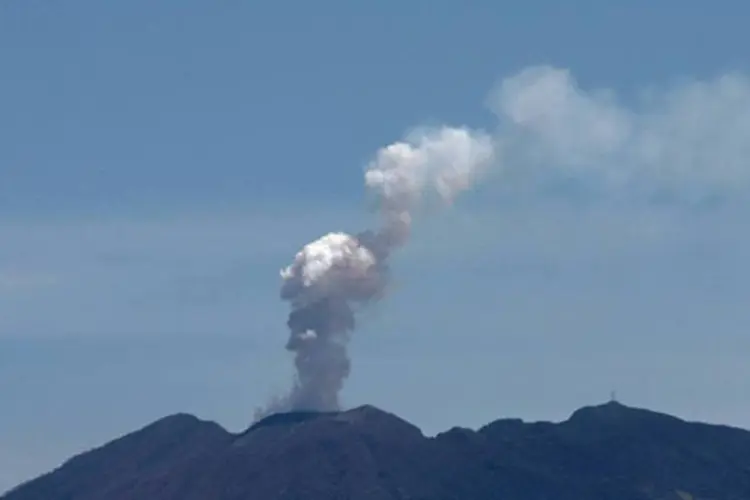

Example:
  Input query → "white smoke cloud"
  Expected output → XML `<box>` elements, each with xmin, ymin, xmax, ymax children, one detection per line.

<box><xmin>275</xmin><ymin>126</ymin><xmax>497</xmax><ymax>320</ymax></box>
<box><xmin>491</xmin><ymin>65</ymin><xmax>750</xmax><ymax>198</ymax></box>
<box><xmin>365</xmin><ymin>127</ymin><xmax>496</xmax><ymax>208</ymax></box>
<box><xmin>363</xmin><ymin>126</ymin><xmax>496</xmax><ymax>247</ymax></box>
<box><xmin>279</xmin><ymin>232</ymin><xmax>379</xmax><ymax>308</ymax></box>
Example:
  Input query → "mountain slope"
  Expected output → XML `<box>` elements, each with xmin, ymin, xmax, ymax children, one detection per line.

<box><xmin>2</xmin><ymin>414</ymin><xmax>232</xmax><ymax>500</ymax></box>
<box><xmin>3</xmin><ymin>402</ymin><xmax>750</xmax><ymax>500</ymax></box>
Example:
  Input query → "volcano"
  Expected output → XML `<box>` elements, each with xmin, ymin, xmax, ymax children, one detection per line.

<box><xmin>4</xmin><ymin>402</ymin><xmax>750</xmax><ymax>500</ymax></box>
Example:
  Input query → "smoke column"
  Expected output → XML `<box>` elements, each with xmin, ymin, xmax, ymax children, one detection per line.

<box><xmin>256</xmin><ymin>65</ymin><xmax>750</xmax><ymax>419</ymax></box>
<box><xmin>255</xmin><ymin>128</ymin><xmax>494</xmax><ymax>419</ymax></box>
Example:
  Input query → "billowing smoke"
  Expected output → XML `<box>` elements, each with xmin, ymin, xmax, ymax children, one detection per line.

<box><xmin>256</xmin><ymin>65</ymin><xmax>750</xmax><ymax>419</ymax></box>
<box><xmin>490</xmin><ymin>66</ymin><xmax>750</xmax><ymax>199</ymax></box>
<box><xmin>254</xmin><ymin>128</ymin><xmax>495</xmax><ymax>419</ymax></box>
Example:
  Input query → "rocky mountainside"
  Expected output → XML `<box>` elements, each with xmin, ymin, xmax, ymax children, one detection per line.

<box><xmin>4</xmin><ymin>402</ymin><xmax>750</xmax><ymax>500</ymax></box>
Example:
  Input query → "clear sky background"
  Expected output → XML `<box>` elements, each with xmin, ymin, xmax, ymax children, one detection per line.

<box><xmin>2</xmin><ymin>0</ymin><xmax>750</xmax><ymax>493</ymax></box>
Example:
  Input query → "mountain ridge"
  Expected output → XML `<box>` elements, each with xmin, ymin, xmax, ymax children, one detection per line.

<box><xmin>4</xmin><ymin>402</ymin><xmax>750</xmax><ymax>500</ymax></box>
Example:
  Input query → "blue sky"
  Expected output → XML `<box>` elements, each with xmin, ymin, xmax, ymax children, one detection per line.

<box><xmin>2</xmin><ymin>0</ymin><xmax>750</xmax><ymax>492</ymax></box>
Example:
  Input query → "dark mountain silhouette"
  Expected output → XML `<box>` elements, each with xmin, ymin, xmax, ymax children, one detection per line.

<box><xmin>4</xmin><ymin>401</ymin><xmax>750</xmax><ymax>500</ymax></box>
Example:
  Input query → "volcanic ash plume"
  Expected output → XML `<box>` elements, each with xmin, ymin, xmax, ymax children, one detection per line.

<box><xmin>254</xmin><ymin>127</ymin><xmax>494</xmax><ymax>420</ymax></box>
<box><xmin>252</xmin><ymin>65</ymin><xmax>750</xmax><ymax>420</ymax></box>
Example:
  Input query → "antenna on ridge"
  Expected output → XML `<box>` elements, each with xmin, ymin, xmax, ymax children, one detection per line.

<box><xmin>610</xmin><ymin>390</ymin><xmax>618</xmax><ymax>403</ymax></box>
